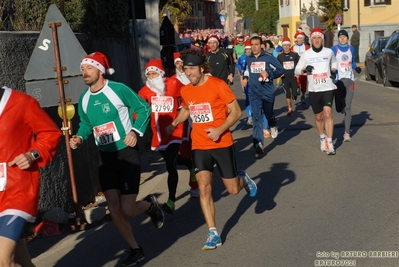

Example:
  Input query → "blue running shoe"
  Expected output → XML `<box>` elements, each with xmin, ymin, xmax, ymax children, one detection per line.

<box><xmin>202</xmin><ymin>232</ymin><xmax>222</xmax><ymax>250</ymax></box>
<box><xmin>238</xmin><ymin>170</ymin><xmax>257</xmax><ymax>197</ymax></box>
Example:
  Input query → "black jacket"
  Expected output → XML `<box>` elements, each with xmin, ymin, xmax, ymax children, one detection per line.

<box><xmin>207</xmin><ymin>48</ymin><xmax>234</xmax><ymax>84</ymax></box>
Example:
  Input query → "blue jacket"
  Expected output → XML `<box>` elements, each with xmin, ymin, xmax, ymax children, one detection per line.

<box><xmin>237</xmin><ymin>53</ymin><xmax>248</xmax><ymax>74</ymax></box>
<box><xmin>246</xmin><ymin>50</ymin><xmax>284</xmax><ymax>98</ymax></box>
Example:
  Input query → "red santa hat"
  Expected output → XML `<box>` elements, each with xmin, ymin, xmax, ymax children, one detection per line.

<box><xmin>173</xmin><ymin>52</ymin><xmax>183</xmax><ymax>64</ymax></box>
<box><xmin>282</xmin><ymin>37</ymin><xmax>291</xmax><ymax>45</ymax></box>
<box><xmin>294</xmin><ymin>32</ymin><xmax>305</xmax><ymax>39</ymax></box>
<box><xmin>145</xmin><ymin>59</ymin><xmax>165</xmax><ymax>77</ymax></box>
<box><xmin>208</xmin><ymin>35</ymin><xmax>219</xmax><ymax>43</ymax></box>
<box><xmin>244</xmin><ymin>40</ymin><xmax>251</xmax><ymax>49</ymax></box>
<box><xmin>81</xmin><ymin>52</ymin><xmax>115</xmax><ymax>75</ymax></box>
<box><xmin>297</xmin><ymin>27</ymin><xmax>304</xmax><ymax>32</ymax></box>
<box><xmin>310</xmin><ymin>28</ymin><xmax>324</xmax><ymax>39</ymax></box>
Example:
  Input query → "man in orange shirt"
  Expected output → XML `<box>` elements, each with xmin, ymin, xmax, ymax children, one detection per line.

<box><xmin>166</xmin><ymin>49</ymin><xmax>257</xmax><ymax>251</ymax></box>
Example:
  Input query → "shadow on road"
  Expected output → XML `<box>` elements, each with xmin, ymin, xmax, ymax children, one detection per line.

<box><xmin>220</xmin><ymin>162</ymin><xmax>295</xmax><ymax>243</ymax></box>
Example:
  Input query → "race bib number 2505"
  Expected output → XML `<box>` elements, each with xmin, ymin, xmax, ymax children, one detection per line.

<box><xmin>189</xmin><ymin>103</ymin><xmax>214</xmax><ymax>123</ymax></box>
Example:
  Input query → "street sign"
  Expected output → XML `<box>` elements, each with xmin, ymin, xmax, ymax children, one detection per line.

<box><xmin>24</xmin><ymin>4</ymin><xmax>87</xmax><ymax>107</ymax></box>
<box><xmin>335</xmin><ymin>14</ymin><xmax>342</xmax><ymax>25</ymax></box>
<box><xmin>25</xmin><ymin>76</ymin><xmax>86</xmax><ymax>107</ymax></box>
<box><xmin>24</xmin><ymin>4</ymin><xmax>86</xmax><ymax>81</ymax></box>
<box><xmin>306</xmin><ymin>15</ymin><xmax>320</xmax><ymax>29</ymax></box>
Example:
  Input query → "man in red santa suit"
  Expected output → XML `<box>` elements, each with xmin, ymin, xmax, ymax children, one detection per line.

<box><xmin>292</xmin><ymin>31</ymin><xmax>311</xmax><ymax>104</ymax></box>
<box><xmin>139</xmin><ymin>59</ymin><xmax>196</xmax><ymax>213</ymax></box>
<box><xmin>0</xmin><ymin>87</ymin><xmax>61</xmax><ymax>266</ymax></box>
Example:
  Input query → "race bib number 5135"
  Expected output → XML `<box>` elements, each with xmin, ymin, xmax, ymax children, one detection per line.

<box><xmin>189</xmin><ymin>103</ymin><xmax>214</xmax><ymax>123</ymax></box>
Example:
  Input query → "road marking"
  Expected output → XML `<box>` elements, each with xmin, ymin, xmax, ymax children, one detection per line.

<box><xmin>356</xmin><ymin>77</ymin><xmax>399</xmax><ymax>92</ymax></box>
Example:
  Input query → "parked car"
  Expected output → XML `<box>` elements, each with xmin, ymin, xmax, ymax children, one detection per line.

<box><xmin>364</xmin><ymin>36</ymin><xmax>389</xmax><ymax>83</ymax></box>
<box><xmin>381</xmin><ymin>30</ymin><xmax>399</xmax><ymax>86</ymax></box>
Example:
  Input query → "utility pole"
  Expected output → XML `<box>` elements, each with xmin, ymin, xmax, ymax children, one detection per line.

<box><xmin>255</xmin><ymin>0</ymin><xmax>259</xmax><ymax>11</ymax></box>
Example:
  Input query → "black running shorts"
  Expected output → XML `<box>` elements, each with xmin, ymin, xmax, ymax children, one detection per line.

<box><xmin>309</xmin><ymin>90</ymin><xmax>334</xmax><ymax>114</ymax></box>
<box><xmin>192</xmin><ymin>145</ymin><xmax>237</xmax><ymax>179</ymax></box>
<box><xmin>99</xmin><ymin>146</ymin><xmax>141</xmax><ymax>195</ymax></box>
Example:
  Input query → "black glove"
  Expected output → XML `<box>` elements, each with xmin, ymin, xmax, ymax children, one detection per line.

<box><xmin>303</xmin><ymin>65</ymin><xmax>314</xmax><ymax>74</ymax></box>
<box><xmin>355</xmin><ymin>67</ymin><xmax>361</xmax><ymax>74</ymax></box>
<box><xmin>330</xmin><ymin>70</ymin><xmax>337</xmax><ymax>80</ymax></box>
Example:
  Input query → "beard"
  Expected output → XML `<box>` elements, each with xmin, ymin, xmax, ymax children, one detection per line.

<box><xmin>146</xmin><ymin>75</ymin><xmax>165</xmax><ymax>95</ymax></box>
<box><xmin>176</xmin><ymin>69</ymin><xmax>190</xmax><ymax>85</ymax></box>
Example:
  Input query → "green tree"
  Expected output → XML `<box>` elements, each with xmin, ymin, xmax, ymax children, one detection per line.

<box><xmin>236</xmin><ymin>0</ymin><xmax>279</xmax><ymax>34</ymax></box>
<box><xmin>318</xmin><ymin>0</ymin><xmax>342</xmax><ymax>33</ymax></box>
<box><xmin>159</xmin><ymin>0</ymin><xmax>191</xmax><ymax>32</ymax></box>
<box><xmin>11</xmin><ymin>0</ymin><xmax>86</xmax><ymax>31</ymax></box>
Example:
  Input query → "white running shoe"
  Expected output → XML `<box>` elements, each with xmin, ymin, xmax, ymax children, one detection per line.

<box><xmin>270</xmin><ymin>127</ymin><xmax>278</xmax><ymax>138</ymax></box>
<box><xmin>326</xmin><ymin>142</ymin><xmax>336</xmax><ymax>155</ymax></box>
<box><xmin>320</xmin><ymin>139</ymin><xmax>328</xmax><ymax>152</ymax></box>
<box><xmin>343</xmin><ymin>132</ymin><xmax>351</xmax><ymax>142</ymax></box>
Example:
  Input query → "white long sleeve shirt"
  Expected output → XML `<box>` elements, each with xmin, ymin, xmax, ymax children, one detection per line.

<box><xmin>295</xmin><ymin>47</ymin><xmax>338</xmax><ymax>92</ymax></box>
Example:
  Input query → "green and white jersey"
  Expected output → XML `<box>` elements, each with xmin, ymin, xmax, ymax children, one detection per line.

<box><xmin>77</xmin><ymin>80</ymin><xmax>151</xmax><ymax>152</ymax></box>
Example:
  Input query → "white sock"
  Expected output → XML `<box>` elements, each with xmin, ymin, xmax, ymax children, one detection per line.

<box><xmin>209</xmin><ymin>227</ymin><xmax>218</xmax><ymax>235</ymax></box>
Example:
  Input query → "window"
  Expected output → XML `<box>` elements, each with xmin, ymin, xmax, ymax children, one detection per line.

<box><xmin>364</xmin><ymin>0</ymin><xmax>391</xmax><ymax>6</ymax></box>
<box><xmin>374</xmin><ymin>31</ymin><xmax>384</xmax><ymax>38</ymax></box>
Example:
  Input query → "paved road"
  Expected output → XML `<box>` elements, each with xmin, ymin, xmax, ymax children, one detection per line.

<box><xmin>29</xmin><ymin>73</ymin><xmax>399</xmax><ymax>267</ymax></box>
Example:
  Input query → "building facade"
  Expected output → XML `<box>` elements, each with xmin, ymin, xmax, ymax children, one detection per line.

<box><xmin>278</xmin><ymin>0</ymin><xmax>399</xmax><ymax>62</ymax></box>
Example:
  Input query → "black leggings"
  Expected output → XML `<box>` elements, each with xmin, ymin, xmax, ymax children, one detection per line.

<box><xmin>160</xmin><ymin>143</ymin><xmax>180</xmax><ymax>202</ymax></box>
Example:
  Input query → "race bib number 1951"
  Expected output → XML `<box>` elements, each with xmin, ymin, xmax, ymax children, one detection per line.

<box><xmin>93</xmin><ymin>121</ymin><xmax>121</xmax><ymax>145</ymax></box>
<box><xmin>189</xmin><ymin>103</ymin><xmax>214</xmax><ymax>123</ymax></box>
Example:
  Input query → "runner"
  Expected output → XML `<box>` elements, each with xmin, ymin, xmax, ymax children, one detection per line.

<box><xmin>277</xmin><ymin>37</ymin><xmax>300</xmax><ymax>116</ymax></box>
<box><xmin>165</xmin><ymin>49</ymin><xmax>257</xmax><ymax>250</ymax></box>
<box><xmin>70</xmin><ymin>52</ymin><xmax>164</xmax><ymax>266</ymax></box>
<box><xmin>294</xmin><ymin>28</ymin><xmax>338</xmax><ymax>155</ymax></box>
<box><xmin>292</xmin><ymin>31</ymin><xmax>311</xmax><ymax>104</ymax></box>
<box><xmin>243</xmin><ymin>36</ymin><xmax>285</xmax><ymax>155</ymax></box>
<box><xmin>330</xmin><ymin>30</ymin><xmax>362</xmax><ymax>142</ymax></box>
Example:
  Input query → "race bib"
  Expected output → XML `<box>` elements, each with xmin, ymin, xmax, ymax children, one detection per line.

<box><xmin>313</xmin><ymin>73</ymin><xmax>329</xmax><ymax>85</ymax></box>
<box><xmin>189</xmin><ymin>103</ymin><xmax>214</xmax><ymax>123</ymax></box>
<box><xmin>151</xmin><ymin>96</ymin><xmax>174</xmax><ymax>113</ymax></box>
<box><xmin>339</xmin><ymin>62</ymin><xmax>352</xmax><ymax>72</ymax></box>
<box><xmin>93</xmin><ymin>121</ymin><xmax>121</xmax><ymax>145</ymax></box>
<box><xmin>250</xmin><ymin>62</ymin><xmax>266</xmax><ymax>73</ymax></box>
<box><xmin>283</xmin><ymin>61</ymin><xmax>294</xmax><ymax>70</ymax></box>
<box><xmin>0</xmin><ymin>163</ymin><xmax>7</xmax><ymax>191</ymax></box>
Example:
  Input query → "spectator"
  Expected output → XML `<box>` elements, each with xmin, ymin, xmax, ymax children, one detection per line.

<box><xmin>350</xmin><ymin>25</ymin><xmax>360</xmax><ymax>63</ymax></box>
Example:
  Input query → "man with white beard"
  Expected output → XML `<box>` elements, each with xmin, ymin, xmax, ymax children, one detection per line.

<box><xmin>139</xmin><ymin>59</ymin><xmax>198</xmax><ymax>214</ymax></box>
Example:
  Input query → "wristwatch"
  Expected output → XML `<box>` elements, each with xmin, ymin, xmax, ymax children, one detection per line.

<box><xmin>30</xmin><ymin>150</ymin><xmax>40</xmax><ymax>160</ymax></box>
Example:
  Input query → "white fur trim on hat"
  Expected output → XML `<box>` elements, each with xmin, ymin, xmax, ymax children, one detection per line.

<box><xmin>80</xmin><ymin>52</ymin><xmax>115</xmax><ymax>75</ymax></box>
<box><xmin>174</xmin><ymin>57</ymin><xmax>183</xmax><ymax>64</ymax></box>
<box><xmin>208</xmin><ymin>36</ymin><xmax>219</xmax><ymax>43</ymax></box>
